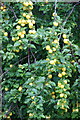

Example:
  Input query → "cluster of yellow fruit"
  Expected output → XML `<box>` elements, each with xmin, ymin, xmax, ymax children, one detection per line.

<box><xmin>46</xmin><ymin>39</ymin><xmax>59</xmax><ymax>53</ymax></box>
<box><xmin>22</xmin><ymin>1</ymin><xmax>33</xmax><ymax>10</ymax></box>
<box><xmin>51</xmin><ymin>91</ymin><xmax>56</xmax><ymax>99</ymax></box>
<box><xmin>62</xmin><ymin>34</ymin><xmax>70</xmax><ymax>45</ymax></box>
<box><xmin>57</xmin><ymin>99</ymin><xmax>68</xmax><ymax>112</ymax></box>
<box><xmin>17</xmin><ymin>1</ymin><xmax>36</xmax><ymax>34</ymax></box>
<box><xmin>58</xmin><ymin>67</ymin><xmax>66</xmax><ymax>78</ymax></box>
<box><xmin>0</xmin><ymin>5</ymin><xmax>6</xmax><ymax>11</ymax></box>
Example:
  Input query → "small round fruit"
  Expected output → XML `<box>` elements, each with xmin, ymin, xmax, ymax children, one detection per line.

<box><xmin>64</xmin><ymin>80</ymin><xmax>67</xmax><ymax>84</ymax></box>
<box><xmin>21</xmin><ymin>24</ymin><xmax>25</xmax><ymax>27</ymax></box>
<box><xmin>22</xmin><ymin>13</ymin><xmax>26</xmax><ymax>17</ymax></box>
<box><xmin>53</xmin><ymin>21</ymin><xmax>58</xmax><ymax>27</ymax></box>
<box><xmin>26</xmin><ymin>15</ymin><xmax>30</xmax><ymax>19</ymax></box>
<box><xmin>16</xmin><ymin>25</ymin><xmax>21</xmax><ymax>30</ymax></box>
<box><xmin>63</xmin><ymin>39</ymin><xmax>69</xmax><ymax>44</ymax></box>
<box><xmin>20</xmin><ymin>34</ymin><xmax>24</xmax><ymax>38</ymax></box>
<box><xmin>31</xmin><ymin>96</ymin><xmax>35</xmax><ymax>99</ymax></box>
<box><xmin>62</xmin><ymin>67</ymin><xmax>66</xmax><ymax>71</ymax></box>
<box><xmin>58</xmin><ymin>73</ymin><xmax>62</xmax><ymax>78</ymax></box>
<box><xmin>49</xmin><ymin>49</ymin><xmax>53</xmax><ymax>53</ymax></box>
<box><xmin>29</xmin><ymin>23</ymin><xmax>33</xmax><ymax>28</ymax></box>
<box><xmin>50</xmin><ymin>60</ymin><xmax>55</xmax><ymax>65</ymax></box>
<box><xmin>60</xmin><ymin>85</ymin><xmax>64</xmax><ymax>88</ymax></box>
<box><xmin>63</xmin><ymin>34</ymin><xmax>67</xmax><ymax>39</ymax></box>
<box><xmin>22</xmin><ymin>30</ymin><xmax>26</xmax><ymax>34</ymax></box>
<box><xmin>4</xmin><ymin>32</ymin><xmax>8</xmax><ymax>36</ymax></box>
<box><xmin>19</xmin><ymin>46</ymin><xmax>23</xmax><ymax>49</ymax></box>
<box><xmin>5</xmin><ymin>88</ymin><xmax>8</xmax><ymax>91</ymax></box>
<box><xmin>23</xmin><ymin>2</ymin><xmax>29</xmax><ymax>6</ymax></box>
<box><xmin>48</xmin><ymin>74</ymin><xmax>52</xmax><ymax>79</ymax></box>
<box><xmin>29</xmin><ymin>113</ymin><xmax>33</xmax><ymax>117</ymax></box>
<box><xmin>10</xmin><ymin>64</ymin><xmax>13</xmax><ymax>68</ymax></box>
<box><xmin>60</xmin><ymin>93</ymin><xmax>64</xmax><ymax>97</ymax></box>
<box><xmin>18</xmin><ymin>32</ymin><xmax>22</xmax><ymax>36</ymax></box>
<box><xmin>29</xmin><ymin>83</ymin><xmax>33</xmax><ymax>86</ymax></box>
<box><xmin>46</xmin><ymin>45</ymin><xmax>50</xmax><ymax>50</ymax></box>
<box><xmin>18</xmin><ymin>86</ymin><xmax>22</xmax><ymax>91</ymax></box>
<box><xmin>12</xmin><ymin>37</ymin><xmax>16</xmax><ymax>41</ymax></box>
<box><xmin>62</xmin><ymin>72</ymin><xmax>66</xmax><ymax>76</ymax></box>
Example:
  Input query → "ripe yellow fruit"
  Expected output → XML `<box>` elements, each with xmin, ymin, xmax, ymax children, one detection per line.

<box><xmin>26</xmin><ymin>15</ymin><xmax>30</xmax><ymax>19</ymax></box>
<box><xmin>19</xmin><ymin>40</ymin><xmax>22</xmax><ymax>43</ymax></box>
<box><xmin>31</xmin><ymin>96</ymin><xmax>35</xmax><ymax>99</ymax></box>
<box><xmin>60</xmin><ymin>93</ymin><xmax>64</xmax><ymax>97</ymax></box>
<box><xmin>50</xmin><ymin>60</ymin><xmax>56</xmax><ymax>65</ymax></box>
<box><xmin>1</xmin><ymin>6</ymin><xmax>3</xmax><ymax>10</ymax></box>
<box><xmin>22</xmin><ymin>13</ymin><xmax>26</xmax><ymax>17</ymax></box>
<box><xmin>10</xmin><ymin>64</ymin><xmax>13</xmax><ymax>68</ymax></box>
<box><xmin>63</xmin><ymin>39</ymin><xmax>69</xmax><ymax>44</ymax></box>
<box><xmin>29</xmin><ymin>6</ymin><xmax>33</xmax><ymax>10</ymax></box>
<box><xmin>29</xmin><ymin>83</ymin><xmax>33</xmax><ymax>86</ymax></box>
<box><xmin>4</xmin><ymin>32</ymin><xmax>8</xmax><ymax>36</ymax></box>
<box><xmin>18</xmin><ymin>32</ymin><xmax>22</xmax><ymax>36</ymax></box>
<box><xmin>64</xmin><ymin>80</ymin><xmax>67</xmax><ymax>84</ymax></box>
<box><xmin>29</xmin><ymin>23</ymin><xmax>33</xmax><ymax>28</ymax></box>
<box><xmin>9</xmin><ymin>112</ymin><xmax>12</xmax><ymax>116</ymax></box>
<box><xmin>29</xmin><ymin>113</ymin><xmax>33</xmax><ymax>117</ymax></box>
<box><xmin>51</xmin><ymin>92</ymin><xmax>55</xmax><ymax>95</ymax></box>
<box><xmin>49</xmin><ymin>49</ymin><xmax>53</xmax><ymax>53</ymax></box>
<box><xmin>18</xmin><ymin>20</ymin><xmax>22</xmax><ymax>24</ymax></box>
<box><xmin>23</xmin><ymin>2</ymin><xmax>29</xmax><ymax>6</ymax></box>
<box><xmin>58</xmin><ymin>82</ymin><xmax>62</xmax><ymax>87</ymax></box>
<box><xmin>52</xmin><ymin>95</ymin><xmax>55</xmax><ymax>98</ymax></box>
<box><xmin>19</xmin><ymin>46</ymin><xmax>23</xmax><ymax>49</ymax></box>
<box><xmin>16</xmin><ymin>25</ymin><xmax>21</xmax><ymax>30</ymax></box>
<box><xmin>28</xmin><ymin>1</ymin><xmax>33</xmax><ymax>6</ymax></box>
<box><xmin>32</xmin><ymin>20</ymin><xmax>35</xmax><ymax>24</ymax></box>
<box><xmin>46</xmin><ymin>58</ymin><xmax>49</xmax><ymax>61</ymax></box>
<box><xmin>20</xmin><ymin>34</ymin><xmax>24</xmax><ymax>38</ymax></box>
<box><xmin>52</xmin><ymin>47</ymin><xmax>56</xmax><ymax>51</ymax></box>
<box><xmin>27</xmin><ymin>19</ymin><xmax>31</xmax><ymax>24</ymax></box>
<box><xmin>21</xmin><ymin>24</ymin><xmax>25</xmax><ymax>26</ymax></box>
<box><xmin>53</xmin><ymin>21</ymin><xmax>58</xmax><ymax>26</ymax></box>
<box><xmin>60</xmin><ymin>85</ymin><xmax>64</xmax><ymax>88</ymax></box>
<box><xmin>58</xmin><ymin>73</ymin><xmax>62</xmax><ymax>78</ymax></box>
<box><xmin>7</xmin><ymin>116</ymin><xmax>10</xmax><ymax>119</ymax></box>
<box><xmin>48</xmin><ymin>74</ymin><xmax>52</xmax><ymax>79</ymax></box>
<box><xmin>62</xmin><ymin>72</ymin><xmax>66</xmax><ymax>76</ymax></box>
<box><xmin>62</xmin><ymin>67</ymin><xmax>66</xmax><ymax>71</ymax></box>
<box><xmin>5</xmin><ymin>88</ymin><xmax>8</xmax><ymax>91</ymax></box>
<box><xmin>53</xmin><ymin>39</ymin><xmax>59</xmax><ymax>44</ymax></box>
<box><xmin>12</xmin><ymin>37</ymin><xmax>16</xmax><ymax>41</ymax></box>
<box><xmin>22</xmin><ymin>30</ymin><xmax>26</xmax><ymax>34</ymax></box>
<box><xmin>46</xmin><ymin>45</ymin><xmax>50</xmax><ymax>50</ymax></box>
<box><xmin>29</xmin><ymin>30</ymin><xmax>36</xmax><ymax>34</ymax></box>
<box><xmin>15</xmin><ymin>49</ymin><xmax>19</xmax><ymax>52</ymax></box>
<box><xmin>18</xmin><ymin>86</ymin><xmax>22</xmax><ymax>91</ymax></box>
<box><xmin>63</xmin><ymin>34</ymin><xmax>67</xmax><ymax>39</ymax></box>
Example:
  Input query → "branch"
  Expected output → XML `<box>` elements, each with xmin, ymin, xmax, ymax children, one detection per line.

<box><xmin>0</xmin><ymin>56</ymin><xmax>28</xmax><ymax>78</ymax></box>
<box><xmin>30</xmin><ymin>47</ymin><xmax>36</xmax><ymax>63</ymax></box>
<box><xmin>7</xmin><ymin>4</ymin><xmax>18</xmax><ymax>19</ymax></box>
<box><xmin>63</xmin><ymin>1</ymin><xmax>80</xmax><ymax>26</ymax></box>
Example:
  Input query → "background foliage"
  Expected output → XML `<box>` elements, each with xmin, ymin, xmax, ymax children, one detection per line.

<box><xmin>0</xmin><ymin>1</ymin><xmax>80</xmax><ymax>120</ymax></box>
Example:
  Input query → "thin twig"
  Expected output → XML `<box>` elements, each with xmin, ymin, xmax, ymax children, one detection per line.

<box><xmin>0</xmin><ymin>56</ymin><xmax>28</xmax><ymax>78</ymax></box>
<box><xmin>7</xmin><ymin>4</ymin><xmax>18</xmax><ymax>19</ymax></box>
<box><xmin>28</xmin><ymin>48</ymin><xmax>30</xmax><ymax>66</ymax></box>
<box><xmin>30</xmin><ymin>47</ymin><xmax>36</xmax><ymax>63</ymax></box>
<box><xmin>63</xmin><ymin>1</ymin><xmax>80</xmax><ymax>26</ymax></box>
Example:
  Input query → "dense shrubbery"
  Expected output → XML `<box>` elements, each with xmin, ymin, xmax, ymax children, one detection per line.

<box><xmin>0</xmin><ymin>1</ymin><xmax>80</xmax><ymax>120</ymax></box>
